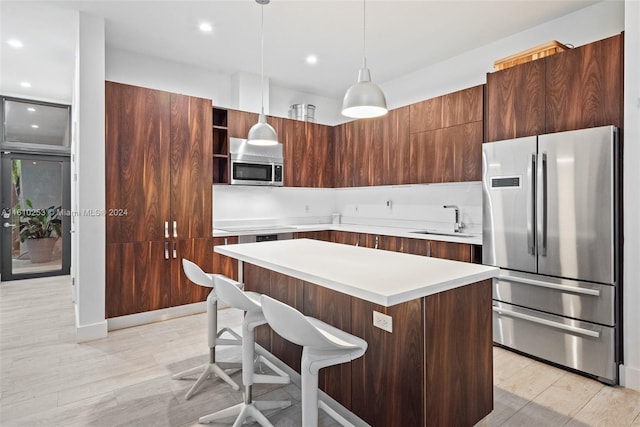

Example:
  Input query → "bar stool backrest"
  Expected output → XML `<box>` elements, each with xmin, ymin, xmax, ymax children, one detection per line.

<box><xmin>182</xmin><ymin>259</ymin><xmax>214</xmax><ymax>288</ymax></box>
<box><xmin>261</xmin><ymin>295</ymin><xmax>356</xmax><ymax>351</ymax></box>
<box><xmin>212</xmin><ymin>274</ymin><xmax>257</xmax><ymax>312</ymax></box>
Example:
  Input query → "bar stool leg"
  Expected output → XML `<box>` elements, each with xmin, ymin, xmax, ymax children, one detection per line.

<box><xmin>172</xmin><ymin>295</ymin><xmax>241</xmax><ymax>398</ymax></box>
<box><xmin>301</xmin><ymin>357</ymin><xmax>320</xmax><ymax>427</ymax></box>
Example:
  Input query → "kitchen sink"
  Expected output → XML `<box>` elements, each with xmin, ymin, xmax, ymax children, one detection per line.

<box><xmin>410</xmin><ymin>230</ymin><xmax>475</xmax><ymax>238</ymax></box>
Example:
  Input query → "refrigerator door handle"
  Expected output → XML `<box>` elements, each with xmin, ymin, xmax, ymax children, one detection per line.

<box><xmin>527</xmin><ymin>154</ymin><xmax>536</xmax><ymax>254</ymax></box>
<box><xmin>497</xmin><ymin>274</ymin><xmax>601</xmax><ymax>296</ymax></box>
<box><xmin>492</xmin><ymin>306</ymin><xmax>600</xmax><ymax>338</ymax></box>
<box><xmin>537</xmin><ymin>153</ymin><xmax>548</xmax><ymax>256</ymax></box>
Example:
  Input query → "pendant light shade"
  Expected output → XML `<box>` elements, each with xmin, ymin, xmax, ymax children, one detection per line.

<box><xmin>341</xmin><ymin>0</ymin><xmax>387</xmax><ymax>119</ymax></box>
<box><xmin>342</xmin><ymin>65</ymin><xmax>387</xmax><ymax>118</ymax></box>
<box><xmin>248</xmin><ymin>0</ymin><xmax>278</xmax><ymax>146</ymax></box>
<box><xmin>247</xmin><ymin>113</ymin><xmax>278</xmax><ymax>146</ymax></box>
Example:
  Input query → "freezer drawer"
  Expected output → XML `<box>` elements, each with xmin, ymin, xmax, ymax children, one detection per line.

<box><xmin>493</xmin><ymin>270</ymin><xmax>615</xmax><ymax>326</ymax></box>
<box><xmin>493</xmin><ymin>301</ymin><xmax>617</xmax><ymax>384</ymax></box>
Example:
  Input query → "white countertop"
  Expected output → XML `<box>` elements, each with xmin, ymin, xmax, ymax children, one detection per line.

<box><xmin>213</xmin><ymin>223</ymin><xmax>482</xmax><ymax>245</ymax></box>
<box><xmin>215</xmin><ymin>239</ymin><xmax>498</xmax><ymax>306</ymax></box>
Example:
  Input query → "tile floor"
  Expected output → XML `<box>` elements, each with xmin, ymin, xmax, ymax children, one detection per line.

<box><xmin>1</xmin><ymin>276</ymin><xmax>639</xmax><ymax>426</ymax></box>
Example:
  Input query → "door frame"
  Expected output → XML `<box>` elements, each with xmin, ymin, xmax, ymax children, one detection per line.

<box><xmin>0</xmin><ymin>152</ymin><xmax>71</xmax><ymax>281</ymax></box>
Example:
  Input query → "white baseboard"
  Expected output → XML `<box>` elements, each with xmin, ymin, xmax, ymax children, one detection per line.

<box><xmin>620</xmin><ymin>364</ymin><xmax>640</xmax><ymax>392</ymax></box>
<box><xmin>107</xmin><ymin>301</ymin><xmax>207</xmax><ymax>331</ymax></box>
<box><xmin>75</xmin><ymin>318</ymin><xmax>108</xmax><ymax>342</ymax></box>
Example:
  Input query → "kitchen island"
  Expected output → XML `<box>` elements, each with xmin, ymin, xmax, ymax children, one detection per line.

<box><xmin>216</xmin><ymin>239</ymin><xmax>499</xmax><ymax>426</ymax></box>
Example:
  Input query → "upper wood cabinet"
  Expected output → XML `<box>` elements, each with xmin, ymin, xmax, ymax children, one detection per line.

<box><xmin>485</xmin><ymin>59</ymin><xmax>546</xmax><ymax>142</ymax></box>
<box><xmin>409</xmin><ymin>85</ymin><xmax>484</xmax><ymax>184</ymax></box>
<box><xmin>227</xmin><ymin>108</ymin><xmax>258</xmax><ymax>139</ymax></box>
<box><xmin>545</xmin><ymin>33</ymin><xmax>623</xmax><ymax>133</ymax></box>
<box><xmin>486</xmin><ymin>33</ymin><xmax>623</xmax><ymax>142</ymax></box>
<box><xmin>105</xmin><ymin>82</ymin><xmax>171</xmax><ymax>244</ymax></box>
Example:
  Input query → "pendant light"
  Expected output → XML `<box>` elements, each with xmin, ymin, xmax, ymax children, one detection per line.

<box><xmin>341</xmin><ymin>0</ymin><xmax>388</xmax><ymax>119</ymax></box>
<box><xmin>248</xmin><ymin>0</ymin><xmax>278</xmax><ymax>146</ymax></box>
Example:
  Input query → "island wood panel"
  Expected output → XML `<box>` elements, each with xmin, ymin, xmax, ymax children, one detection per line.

<box><xmin>243</xmin><ymin>262</ymin><xmax>271</xmax><ymax>350</ymax></box>
<box><xmin>105</xmin><ymin>241</ymin><xmax>170</xmax><ymax>318</ymax></box>
<box><xmin>306</xmin><ymin>122</ymin><xmax>334</xmax><ymax>188</ymax></box>
<box><xmin>545</xmin><ymin>33</ymin><xmax>623</xmax><ymax>133</ymax></box>
<box><xmin>303</xmin><ymin>283</ymin><xmax>353</xmax><ymax>409</ymax></box>
<box><xmin>169</xmin><ymin>94</ymin><xmax>212</xmax><ymax>239</ymax></box>
<box><xmin>227</xmin><ymin>109</ymin><xmax>259</xmax><ymax>139</ymax></box>
<box><xmin>350</xmin><ymin>297</ymin><xmax>424</xmax><ymax>427</ymax></box>
<box><xmin>485</xmin><ymin>58</ymin><xmax>546</xmax><ymax>142</ymax></box>
<box><xmin>410</xmin><ymin>95</ymin><xmax>442</xmax><ymax>134</ymax></box>
<box><xmin>269</xmin><ymin>271</ymin><xmax>304</xmax><ymax>372</ymax></box>
<box><xmin>450</xmin><ymin>121</ymin><xmax>484</xmax><ymax>181</ymax></box>
<box><xmin>424</xmin><ymin>280</ymin><xmax>493</xmax><ymax>426</ymax></box>
<box><xmin>442</xmin><ymin>84</ymin><xmax>484</xmax><ymax>127</ymax></box>
<box><xmin>105</xmin><ymin>82</ymin><xmax>171</xmax><ymax>244</ymax></box>
<box><xmin>430</xmin><ymin>240</ymin><xmax>473</xmax><ymax>262</ymax></box>
<box><xmin>384</xmin><ymin>106</ymin><xmax>411</xmax><ymax>185</ymax></box>
<box><xmin>170</xmin><ymin>238</ymin><xmax>214</xmax><ymax>306</ymax></box>
<box><xmin>213</xmin><ymin>236</ymin><xmax>239</xmax><ymax>280</ymax></box>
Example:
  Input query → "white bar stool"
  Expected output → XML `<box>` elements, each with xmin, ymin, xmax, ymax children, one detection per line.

<box><xmin>261</xmin><ymin>295</ymin><xmax>368</xmax><ymax>427</ymax></box>
<box><xmin>172</xmin><ymin>259</ymin><xmax>242</xmax><ymax>399</ymax></box>
<box><xmin>199</xmin><ymin>274</ymin><xmax>291</xmax><ymax>426</ymax></box>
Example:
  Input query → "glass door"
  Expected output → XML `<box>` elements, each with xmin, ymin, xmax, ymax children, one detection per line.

<box><xmin>1</xmin><ymin>153</ymin><xmax>70</xmax><ymax>280</ymax></box>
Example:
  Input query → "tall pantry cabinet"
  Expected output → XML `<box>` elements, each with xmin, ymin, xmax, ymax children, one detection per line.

<box><xmin>105</xmin><ymin>82</ymin><xmax>213</xmax><ymax>318</ymax></box>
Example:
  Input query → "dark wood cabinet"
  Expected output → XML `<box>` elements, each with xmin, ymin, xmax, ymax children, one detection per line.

<box><xmin>105</xmin><ymin>82</ymin><xmax>213</xmax><ymax>317</ymax></box>
<box><xmin>213</xmin><ymin>236</ymin><xmax>238</xmax><ymax>280</ymax></box>
<box><xmin>485</xmin><ymin>59</ymin><xmax>546</xmax><ymax>142</ymax></box>
<box><xmin>429</xmin><ymin>240</ymin><xmax>474</xmax><ymax>262</ymax></box>
<box><xmin>410</xmin><ymin>85</ymin><xmax>484</xmax><ymax>184</ymax></box>
<box><xmin>486</xmin><ymin>33</ymin><xmax>623</xmax><ymax>141</ymax></box>
<box><xmin>227</xmin><ymin>109</ymin><xmax>258</xmax><ymax>139</ymax></box>
<box><xmin>545</xmin><ymin>33</ymin><xmax>623</xmax><ymax>133</ymax></box>
<box><xmin>295</xmin><ymin>231</ymin><xmax>332</xmax><ymax>241</ymax></box>
<box><xmin>105</xmin><ymin>82</ymin><xmax>171</xmax><ymax>245</ymax></box>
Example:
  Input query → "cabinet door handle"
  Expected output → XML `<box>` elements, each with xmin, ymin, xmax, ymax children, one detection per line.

<box><xmin>164</xmin><ymin>241</ymin><xmax>169</xmax><ymax>260</ymax></box>
<box><xmin>173</xmin><ymin>221</ymin><xmax>178</xmax><ymax>238</ymax></box>
<box><xmin>172</xmin><ymin>241</ymin><xmax>177</xmax><ymax>259</ymax></box>
<box><xmin>224</xmin><ymin>237</ymin><xmax>228</xmax><ymax>245</ymax></box>
<box><xmin>164</xmin><ymin>221</ymin><xmax>169</xmax><ymax>239</ymax></box>
<box><xmin>375</xmin><ymin>236</ymin><xmax>379</xmax><ymax>249</ymax></box>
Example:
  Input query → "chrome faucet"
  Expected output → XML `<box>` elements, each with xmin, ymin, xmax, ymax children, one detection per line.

<box><xmin>443</xmin><ymin>205</ymin><xmax>465</xmax><ymax>233</ymax></box>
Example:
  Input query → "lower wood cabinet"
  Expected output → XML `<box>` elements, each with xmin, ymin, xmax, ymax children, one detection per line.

<box><xmin>105</xmin><ymin>237</ymin><xmax>213</xmax><ymax>318</ymax></box>
<box><xmin>294</xmin><ymin>231</ymin><xmax>332</xmax><ymax>241</ymax></box>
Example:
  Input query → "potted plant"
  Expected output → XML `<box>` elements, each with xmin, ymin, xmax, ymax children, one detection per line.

<box><xmin>15</xmin><ymin>200</ymin><xmax>62</xmax><ymax>263</ymax></box>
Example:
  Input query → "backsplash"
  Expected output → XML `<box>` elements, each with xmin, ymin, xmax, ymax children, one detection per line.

<box><xmin>213</xmin><ymin>182</ymin><xmax>482</xmax><ymax>234</ymax></box>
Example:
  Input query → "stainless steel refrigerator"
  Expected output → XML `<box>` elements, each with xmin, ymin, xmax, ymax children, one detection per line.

<box><xmin>482</xmin><ymin>125</ymin><xmax>619</xmax><ymax>384</ymax></box>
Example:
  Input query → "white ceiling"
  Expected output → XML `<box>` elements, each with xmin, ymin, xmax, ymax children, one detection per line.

<box><xmin>1</xmin><ymin>0</ymin><xmax>601</xmax><ymax>105</ymax></box>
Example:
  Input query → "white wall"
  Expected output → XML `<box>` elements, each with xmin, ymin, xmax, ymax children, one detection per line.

<box><xmin>213</xmin><ymin>182</ymin><xmax>481</xmax><ymax>235</ymax></box>
<box><xmin>73</xmin><ymin>12</ymin><xmax>107</xmax><ymax>342</ymax></box>
<box><xmin>381</xmin><ymin>0</ymin><xmax>624</xmax><ymax>112</ymax></box>
<box><xmin>622</xmin><ymin>0</ymin><xmax>640</xmax><ymax>392</ymax></box>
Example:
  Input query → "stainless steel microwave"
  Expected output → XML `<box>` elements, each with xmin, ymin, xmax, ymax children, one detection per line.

<box><xmin>229</xmin><ymin>138</ymin><xmax>284</xmax><ymax>186</ymax></box>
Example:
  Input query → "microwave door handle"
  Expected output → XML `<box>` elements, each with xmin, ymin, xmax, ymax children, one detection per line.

<box><xmin>527</xmin><ymin>154</ymin><xmax>536</xmax><ymax>255</ymax></box>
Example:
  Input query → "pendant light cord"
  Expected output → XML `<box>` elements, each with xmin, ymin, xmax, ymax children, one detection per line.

<box><xmin>362</xmin><ymin>0</ymin><xmax>367</xmax><ymax>68</ymax></box>
<box><xmin>260</xmin><ymin>3</ymin><xmax>265</xmax><ymax>116</ymax></box>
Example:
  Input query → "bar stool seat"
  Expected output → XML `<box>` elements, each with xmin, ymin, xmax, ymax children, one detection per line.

<box><xmin>172</xmin><ymin>259</ymin><xmax>242</xmax><ymax>399</ymax></box>
<box><xmin>199</xmin><ymin>275</ymin><xmax>291</xmax><ymax>426</ymax></box>
<box><xmin>260</xmin><ymin>295</ymin><xmax>368</xmax><ymax>427</ymax></box>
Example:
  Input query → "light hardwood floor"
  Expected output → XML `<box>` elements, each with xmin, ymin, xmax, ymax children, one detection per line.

<box><xmin>1</xmin><ymin>276</ymin><xmax>639</xmax><ymax>426</ymax></box>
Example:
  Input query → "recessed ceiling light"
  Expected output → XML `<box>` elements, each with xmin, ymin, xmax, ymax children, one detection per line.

<box><xmin>27</xmin><ymin>107</ymin><xmax>36</xmax><ymax>112</ymax></box>
<box><xmin>31</xmin><ymin>124</ymin><xmax>39</xmax><ymax>129</ymax></box>
<box><xmin>20</xmin><ymin>81</ymin><xmax>31</xmax><ymax>88</ymax></box>
<box><xmin>306</xmin><ymin>55</ymin><xmax>318</xmax><ymax>65</ymax></box>
<box><xmin>7</xmin><ymin>39</ymin><xmax>23</xmax><ymax>49</ymax></box>
<box><xmin>199</xmin><ymin>22</ymin><xmax>213</xmax><ymax>32</ymax></box>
